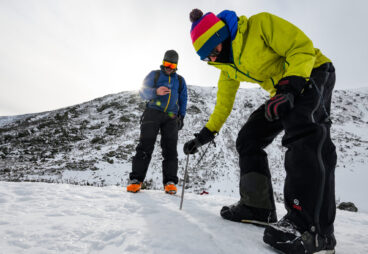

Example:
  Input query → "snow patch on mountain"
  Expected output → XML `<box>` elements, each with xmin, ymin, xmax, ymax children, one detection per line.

<box><xmin>0</xmin><ymin>86</ymin><xmax>367</xmax><ymax>211</ymax></box>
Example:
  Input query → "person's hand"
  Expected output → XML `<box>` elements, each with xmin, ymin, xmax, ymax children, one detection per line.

<box><xmin>156</xmin><ymin>86</ymin><xmax>170</xmax><ymax>96</ymax></box>
<box><xmin>183</xmin><ymin>138</ymin><xmax>201</xmax><ymax>154</ymax></box>
<box><xmin>177</xmin><ymin>115</ymin><xmax>184</xmax><ymax>130</ymax></box>
<box><xmin>264</xmin><ymin>93</ymin><xmax>294</xmax><ymax>121</ymax></box>
<box><xmin>264</xmin><ymin>76</ymin><xmax>306</xmax><ymax>121</ymax></box>
<box><xmin>275</xmin><ymin>76</ymin><xmax>306</xmax><ymax>96</ymax></box>
<box><xmin>183</xmin><ymin>127</ymin><xmax>216</xmax><ymax>154</ymax></box>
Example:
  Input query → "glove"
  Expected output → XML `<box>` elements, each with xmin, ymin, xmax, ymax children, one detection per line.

<box><xmin>264</xmin><ymin>76</ymin><xmax>306</xmax><ymax>121</ymax></box>
<box><xmin>177</xmin><ymin>115</ymin><xmax>184</xmax><ymax>130</ymax></box>
<box><xmin>183</xmin><ymin>127</ymin><xmax>216</xmax><ymax>154</ymax></box>
<box><xmin>265</xmin><ymin>93</ymin><xmax>294</xmax><ymax>121</ymax></box>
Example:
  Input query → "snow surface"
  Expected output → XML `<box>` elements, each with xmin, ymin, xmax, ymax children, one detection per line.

<box><xmin>0</xmin><ymin>182</ymin><xmax>367</xmax><ymax>254</ymax></box>
<box><xmin>0</xmin><ymin>114</ymin><xmax>30</xmax><ymax>127</ymax></box>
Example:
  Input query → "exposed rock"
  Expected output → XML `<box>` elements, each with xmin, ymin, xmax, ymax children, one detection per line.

<box><xmin>0</xmin><ymin>87</ymin><xmax>367</xmax><ymax>197</ymax></box>
<box><xmin>338</xmin><ymin>202</ymin><xmax>358</xmax><ymax>212</ymax></box>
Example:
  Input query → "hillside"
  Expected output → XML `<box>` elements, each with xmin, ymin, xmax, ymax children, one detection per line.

<box><xmin>1</xmin><ymin>86</ymin><xmax>368</xmax><ymax>210</ymax></box>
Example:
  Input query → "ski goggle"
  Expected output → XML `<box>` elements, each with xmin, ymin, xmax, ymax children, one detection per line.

<box><xmin>163</xmin><ymin>61</ymin><xmax>177</xmax><ymax>70</ymax></box>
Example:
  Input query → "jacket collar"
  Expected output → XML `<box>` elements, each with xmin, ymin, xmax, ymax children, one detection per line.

<box><xmin>160</xmin><ymin>65</ymin><xmax>177</xmax><ymax>77</ymax></box>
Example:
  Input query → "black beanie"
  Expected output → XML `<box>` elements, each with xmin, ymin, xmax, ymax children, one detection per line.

<box><xmin>163</xmin><ymin>50</ymin><xmax>179</xmax><ymax>64</ymax></box>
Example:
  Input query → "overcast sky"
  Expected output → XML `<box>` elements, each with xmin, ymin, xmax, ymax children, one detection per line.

<box><xmin>1</xmin><ymin>0</ymin><xmax>367</xmax><ymax>116</ymax></box>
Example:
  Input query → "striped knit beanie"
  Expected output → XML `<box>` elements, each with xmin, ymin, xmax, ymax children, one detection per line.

<box><xmin>189</xmin><ymin>9</ymin><xmax>230</xmax><ymax>60</ymax></box>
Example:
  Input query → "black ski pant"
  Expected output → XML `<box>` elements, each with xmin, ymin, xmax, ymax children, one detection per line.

<box><xmin>236</xmin><ymin>63</ymin><xmax>336</xmax><ymax>235</ymax></box>
<box><xmin>130</xmin><ymin>107</ymin><xmax>179</xmax><ymax>185</ymax></box>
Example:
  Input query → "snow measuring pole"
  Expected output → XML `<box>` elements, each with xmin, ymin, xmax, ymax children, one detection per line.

<box><xmin>179</xmin><ymin>154</ymin><xmax>190</xmax><ymax>210</ymax></box>
<box><xmin>179</xmin><ymin>141</ymin><xmax>215</xmax><ymax>210</ymax></box>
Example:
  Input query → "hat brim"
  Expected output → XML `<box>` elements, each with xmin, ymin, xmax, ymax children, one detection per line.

<box><xmin>197</xmin><ymin>26</ymin><xmax>230</xmax><ymax>60</ymax></box>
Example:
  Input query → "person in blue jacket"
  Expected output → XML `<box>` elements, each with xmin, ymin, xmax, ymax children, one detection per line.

<box><xmin>127</xmin><ymin>50</ymin><xmax>188</xmax><ymax>195</ymax></box>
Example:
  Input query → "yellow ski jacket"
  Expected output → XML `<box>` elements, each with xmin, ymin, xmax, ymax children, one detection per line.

<box><xmin>205</xmin><ymin>12</ymin><xmax>331</xmax><ymax>133</ymax></box>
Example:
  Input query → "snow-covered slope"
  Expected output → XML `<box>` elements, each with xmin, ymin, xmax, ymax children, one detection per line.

<box><xmin>0</xmin><ymin>181</ymin><xmax>367</xmax><ymax>254</ymax></box>
<box><xmin>0</xmin><ymin>86</ymin><xmax>368</xmax><ymax>211</ymax></box>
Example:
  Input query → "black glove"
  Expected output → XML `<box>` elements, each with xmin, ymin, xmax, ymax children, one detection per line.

<box><xmin>275</xmin><ymin>76</ymin><xmax>307</xmax><ymax>96</ymax></box>
<box><xmin>265</xmin><ymin>93</ymin><xmax>294</xmax><ymax>121</ymax></box>
<box><xmin>177</xmin><ymin>115</ymin><xmax>184</xmax><ymax>130</ymax></box>
<box><xmin>183</xmin><ymin>127</ymin><xmax>216</xmax><ymax>154</ymax></box>
<box><xmin>264</xmin><ymin>76</ymin><xmax>306</xmax><ymax>121</ymax></box>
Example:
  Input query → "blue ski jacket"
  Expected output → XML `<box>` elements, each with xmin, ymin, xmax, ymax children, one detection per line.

<box><xmin>139</xmin><ymin>67</ymin><xmax>188</xmax><ymax>117</ymax></box>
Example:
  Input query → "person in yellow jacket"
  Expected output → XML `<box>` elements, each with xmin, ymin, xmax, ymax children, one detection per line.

<box><xmin>184</xmin><ymin>9</ymin><xmax>337</xmax><ymax>254</ymax></box>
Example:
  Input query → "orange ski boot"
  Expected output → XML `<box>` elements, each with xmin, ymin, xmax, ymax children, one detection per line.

<box><xmin>164</xmin><ymin>182</ymin><xmax>177</xmax><ymax>195</ymax></box>
<box><xmin>127</xmin><ymin>179</ymin><xmax>142</xmax><ymax>193</ymax></box>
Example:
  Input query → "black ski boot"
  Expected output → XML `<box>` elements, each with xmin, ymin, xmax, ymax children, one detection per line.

<box><xmin>263</xmin><ymin>217</ymin><xmax>336</xmax><ymax>254</ymax></box>
<box><xmin>220</xmin><ymin>202</ymin><xmax>277</xmax><ymax>226</ymax></box>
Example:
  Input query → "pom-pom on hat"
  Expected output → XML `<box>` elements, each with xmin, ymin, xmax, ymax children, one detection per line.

<box><xmin>189</xmin><ymin>9</ymin><xmax>230</xmax><ymax>60</ymax></box>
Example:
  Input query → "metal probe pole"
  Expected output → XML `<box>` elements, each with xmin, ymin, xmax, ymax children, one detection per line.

<box><xmin>179</xmin><ymin>154</ymin><xmax>190</xmax><ymax>210</ymax></box>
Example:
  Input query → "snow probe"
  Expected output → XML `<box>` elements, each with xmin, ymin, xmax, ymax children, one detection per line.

<box><xmin>179</xmin><ymin>154</ymin><xmax>190</xmax><ymax>210</ymax></box>
<box><xmin>179</xmin><ymin>140</ymin><xmax>215</xmax><ymax>210</ymax></box>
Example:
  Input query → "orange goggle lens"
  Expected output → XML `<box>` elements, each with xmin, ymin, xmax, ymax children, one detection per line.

<box><xmin>163</xmin><ymin>61</ymin><xmax>177</xmax><ymax>69</ymax></box>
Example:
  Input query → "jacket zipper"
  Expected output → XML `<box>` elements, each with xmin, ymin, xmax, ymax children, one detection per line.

<box><xmin>210</xmin><ymin>62</ymin><xmax>263</xmax><ymax>83</ymax></box>
<box><xmin>164</xmin><ymin>75</ymin><xmax>171</xmax><ymax>112</ymax></box>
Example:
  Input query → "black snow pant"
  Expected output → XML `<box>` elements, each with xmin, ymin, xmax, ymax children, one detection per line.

<box><xmin>236</xmin><ymin>62</ymin><xmax>336</xmax><ymax>235</ymax></box>
<box><xmin>130</xmin><ymin>107</ymin><xmax>179</xmax><ymax>185</ymax></box>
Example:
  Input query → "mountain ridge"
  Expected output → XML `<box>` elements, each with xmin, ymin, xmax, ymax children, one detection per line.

<box><xmin>1</xmin><ymin>85</ymin><xmax>367</xmax><ymax>209</ymax></box>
